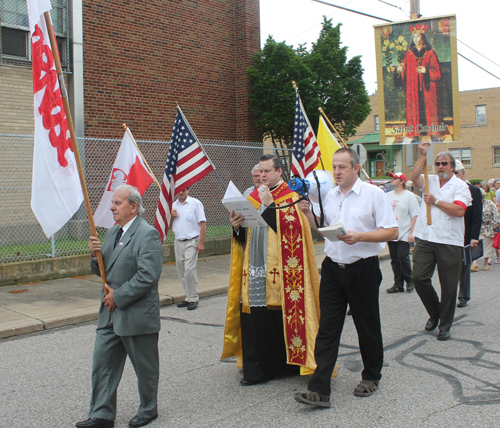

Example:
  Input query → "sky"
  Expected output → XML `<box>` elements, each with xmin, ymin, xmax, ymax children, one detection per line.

<box><xmin>260</xmin><ymin>0</ymin><xmax>500</xmax><ymax>95</ymax></box>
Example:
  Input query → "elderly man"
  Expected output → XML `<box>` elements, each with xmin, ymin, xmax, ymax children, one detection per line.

<box><xmin>294</xmin><ymin>148</ymin><xmax>398</xmax><ymax>408</ymax></box>
<box><xmin>76</xmin><ymin>185</ymin><xmax>163</xmax><ymax>428</ymax></box>
<box><xmin>454</xmin><ymin>160</ymin><xmax>482</xmax><ymax>308</ymax></box>
<box><xmin>411</xmin><ymin>143</ymin><xmax>471</xmax><ymax>341</ymax></box>
<box><xmin>222</xmin><ymin>154</ymin><xmax>321</xmax><ymax>386</ymax></box>
<box><xmin>242</xmin><ymin>164</ymin><xmax>261</xmax><ymax>198</ymax></box>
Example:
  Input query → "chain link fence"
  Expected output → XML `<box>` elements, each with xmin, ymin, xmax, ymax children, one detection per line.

<box><xmin>0</xmin><ymin>134</ymin><xmax>290</xmax><ymax>264</ymax></box>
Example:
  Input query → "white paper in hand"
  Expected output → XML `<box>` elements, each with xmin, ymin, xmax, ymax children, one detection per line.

<box><xmin>222</xmin><ymin>181</ymin><xmax>266</xmax><ymax>228</ymax></box>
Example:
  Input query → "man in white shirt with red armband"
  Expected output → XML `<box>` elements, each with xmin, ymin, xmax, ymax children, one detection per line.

<box><xmin>411</xmin><ymin>142</ymin><xmax>471</xmax><ymax>341</ymax></box>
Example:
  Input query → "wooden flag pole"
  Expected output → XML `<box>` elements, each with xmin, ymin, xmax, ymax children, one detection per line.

<box><xmin>318</xmin><ymin>107</ymin><xmax>374</xmax><ymax>185</ymax></box>
<box><xmin>44</xmin><ymin>12</ymin><xmax>108</xmax><ymax>295</ymax></box>
<box><xmin>122</xmin><ymin>124</ymin><xmax>161</xmax><ymax>189</ymax></box>
<box><xmin>424</xmin><ymin>157</ymin><xmax>432</xmax><ymax>225</ymax></box>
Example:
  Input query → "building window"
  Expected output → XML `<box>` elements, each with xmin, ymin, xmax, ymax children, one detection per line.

<box><xmin>476</xmin><ymin>105</ymin><xmax>486</xmax><ymax>125</ymax></box>
<box><xmin>374</xmin><ymin>115</ymin><xmax>379</xmax><ymax>132</ymax></box>
<box><xmin>493</xmin><ymin>147</ymin><xmax>500</xmax><ymax>166</ymax></box>
<box><xmin>450</xmin><ymin>148</ymin><xmax>471</xmax><ymax>167</ymax></box>
<box><xmin>0</xmin><ymin>0</ymin><xmax>70</xmax><ymax>70</ymax></box>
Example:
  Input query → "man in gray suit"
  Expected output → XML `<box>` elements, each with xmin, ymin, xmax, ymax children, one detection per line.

<box><xmin>76</xmin><ymin>185</ymin><xmax>163</xmax><ymax>428</ymax></box>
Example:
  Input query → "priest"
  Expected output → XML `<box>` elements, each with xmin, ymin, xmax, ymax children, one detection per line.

<box><xmin>221</xmin><ymin>154</ymin><xmax>322</xmax><ymax>385</ymax></box>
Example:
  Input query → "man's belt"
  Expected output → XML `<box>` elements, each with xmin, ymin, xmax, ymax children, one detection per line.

<box><xmin>331</xmin><ymin>255</ymin><xmax>378</xmax><ymax>270</ymax></box>
<box><xmin>179</xmin><ymin>235</ymin><xmax>199</xmax><ymax>242</ymax></box>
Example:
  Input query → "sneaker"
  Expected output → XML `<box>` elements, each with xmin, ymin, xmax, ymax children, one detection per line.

<box><xmin>177</xmin><ymin>301</ymin><xmax>189</xmax><ymax>308</ymax></box>
<box><xmin>294</xmin><ymin>390</ymin><xmax>331</xmax><ymax>408</ymax></box>
<box><xmin>496</xmin><ymin>258</ymin><xmax>500</xmax><ymax>264</ymax></box>
<box><xmin>488</xmin><ymin>258</ymin><xmax>492</xmax><ymax>265</ymax></box>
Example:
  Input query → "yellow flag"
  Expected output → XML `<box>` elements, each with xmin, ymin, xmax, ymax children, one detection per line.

<box><xmin>314</xmin><ymin>116</ymin><xmax>341</xmax><ymax>174</ymax></box>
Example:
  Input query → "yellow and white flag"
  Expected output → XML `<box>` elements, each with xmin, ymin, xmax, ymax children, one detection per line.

<box><xmin>314</xmin><ymin>116</ymin><xmax>342</xmax><ymax>175</ymax></box>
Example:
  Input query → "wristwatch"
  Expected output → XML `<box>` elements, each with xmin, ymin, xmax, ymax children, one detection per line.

<box><xmin>434</xmin><ymin>199</ymin><xmax>440</xmax><ymax>206</ymax></box>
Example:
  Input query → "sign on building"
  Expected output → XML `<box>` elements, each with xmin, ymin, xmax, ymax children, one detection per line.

<box><xmin>374</xmin><ymin>15</ymin><xmax>460</xmax><ymax>145</ymax></box>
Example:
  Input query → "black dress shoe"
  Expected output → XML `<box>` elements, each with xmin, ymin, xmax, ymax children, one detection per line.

<box><xmin>406</xmin><ymin>282</ymin><xmax>415</xmax><ymax>292</ymax></box>
<box><xmin>177</xmin><ymin>301</ymin><xmax>189</xmax><ymax>308</ymax></box>
<box><xmin>240</xmin><ymin>378</ymin><xmax>265</xmax><ymax>386</ymax></box>
<box><xmin>457</xmin><ymin>298</ymin><xmax>468</xmax><ymax>308</ymax></box>
<box><xmin>129</xmin><ymin>414</ymin><xmax>158</xmax><ymax>428</ymax></box>
<box><xmin>187</xmin><ymin>301</ymin><xmax>198</xmax><ymax>310</ymax></box>
<box><xmin>387</xmin><ymin>285</ymin><xmax>404</xmax><ymax>294</ymax></box>
<box><xmin>437</xmin><ymin>330</ymin><xmax>450</xmax><ymax>341</ymax></box>
<box><xmin>75</xmin><ymin>418</ymin><xmax>114</xmax><ymax>428</ymax></box>
<box><xmin>425</xmin><ymin>317</ymin><xmax>439</xmax><ymax>332</ymax></box>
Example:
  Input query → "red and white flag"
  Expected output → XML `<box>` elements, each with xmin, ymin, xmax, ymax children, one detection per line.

<box><xmin>94</xmin><ymin>130</ymin><xmax>155</xmax><ymax>228</ymax></box>
<box><xmin>27</xmin><ymin>0</ymin><xmax>84</xmax><ymax>238</ymax></box>
<box><xmin>154</xmin><ymin>107</ymin><xmax>214</xmax><ymax>242</ymax></box>
<box><xmin>291</xmin><ymin>91</ymin><xmax>321</xmax><ymax>178</ymax></box>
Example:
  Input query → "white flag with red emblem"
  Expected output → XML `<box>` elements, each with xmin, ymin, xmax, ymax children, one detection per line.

<box><xmin>94</xmin><ymin>130</ymin><xmax>155</xmax><ymax>228</ymax></box>
<box><xmin>27</xmin><ymin>0</ymin><xmax>84</xmax><ymax>238</ymax></box>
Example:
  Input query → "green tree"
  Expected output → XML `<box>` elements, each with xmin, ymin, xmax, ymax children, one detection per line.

<box><xmin>247</xmin><ymin>36</ymin><xmax>316</xmax><ymax>149</ymax></box>
<box><xmin>305</xmin><ymin>18</ymin><xmax>371</xmax><ymax>140</ymax></box>
<box><xmin>248</xmin><ymin>17</ymin><xmax>371</xmax><ymax>149</ymax></box>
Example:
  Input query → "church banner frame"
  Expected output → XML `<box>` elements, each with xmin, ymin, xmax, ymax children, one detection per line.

<box><xmin>374</xmin><ymin>15</ymin><xmax>460</xmax><ymax>145</ymax></box>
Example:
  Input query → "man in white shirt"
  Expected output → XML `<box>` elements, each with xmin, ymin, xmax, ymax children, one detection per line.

<box><xmin>411</xmin><ymin>142</ymin><xmax>471</xmax><ymax>341</ymax></box>
<box><xmin>242</xmin><ymin>164</ymin><xmax>261</xmax><ymax>198</ymax></box>
<box><xmin>171</xmin><ymin>186</ymin><xmax>206</xmax><ymax>310</ymax></box>
<box><xmin>386</xmin><ymin>172</ymin><xmax>419</xmax><ymax>293</ymax></box>
<box><xmin>294</xmin><ymin>148</ymin><xmax>398</xmax><ymax>408</ymax></box>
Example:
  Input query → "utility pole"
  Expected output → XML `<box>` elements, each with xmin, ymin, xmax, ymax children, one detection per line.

<box><xmin>410</xmin><ymin>0</ymin><xmax>420</xmax><ymax>19</ymax></box>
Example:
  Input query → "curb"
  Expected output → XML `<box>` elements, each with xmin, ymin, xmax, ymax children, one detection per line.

<box><xmin>0</xmin><ymin>285</ymin><xmax>230</xmax><ymax>340</ymax></box>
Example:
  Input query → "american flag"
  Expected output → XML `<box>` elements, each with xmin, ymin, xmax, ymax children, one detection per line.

<box><xmin>291</xmin><ymin>92</ymin><xmax>321</xmax><ymax>178</ymax></box>
<box><xmin>154</xmin><ymin>107</ymin><xmax>214</xmax><ymax>242</ymax></box>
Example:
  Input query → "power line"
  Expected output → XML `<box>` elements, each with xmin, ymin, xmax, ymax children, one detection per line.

<box><xmin>311</xmin><ymin>0</ymin><xmax>500</xmax><ymax>81</ymax></box>
<box><xmin>458</xmin><ymin>53</ymin><xmax>500</xmax><ymax>81</ymax></box>
<box><xmin>458</xmin><ymin>39</ymin><xmax>500</xmax><ymax>69</ymax></box>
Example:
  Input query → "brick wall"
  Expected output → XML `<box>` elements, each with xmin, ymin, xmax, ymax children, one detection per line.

<box><xmin>0</xmin><ymin>66</ymin><xmax>34</xmax><ymax>134</ymax></box>
<box><xmin>82</xmin><ymin>0</ymin><xmax>261</xmax><ymax>142</ymax></box>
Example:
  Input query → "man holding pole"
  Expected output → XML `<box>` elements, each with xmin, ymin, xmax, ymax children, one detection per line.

<box><xmin>77</xmin><ymin>185</ymin><xmax>163</xmax><ymax>428</ymax></box>
<box><xmin>411</xmin><ymin>142</ymin><xmax>471</xmax><ymax>341</ymax></box>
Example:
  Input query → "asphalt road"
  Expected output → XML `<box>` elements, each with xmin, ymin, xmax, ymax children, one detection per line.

<box><xmin>1</xmin><ymin>257</ymin><xmax>500</xmax><ymax>428</ymax></box>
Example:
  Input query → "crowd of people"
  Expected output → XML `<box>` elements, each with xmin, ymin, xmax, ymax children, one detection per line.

<box><xmin>75</xmin><ymin>146</ymin><xmax>500</xmax><ymax>426</ymax></box>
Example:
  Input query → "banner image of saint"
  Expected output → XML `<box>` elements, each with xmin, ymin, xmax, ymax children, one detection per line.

<box><xmin>374</xmin><ymin>16</ymin><xmax>460</xmax><ymax>145</ymax></box>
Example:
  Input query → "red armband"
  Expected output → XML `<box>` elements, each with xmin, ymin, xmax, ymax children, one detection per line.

<box><xmin>453</xmin><ymin>201</ymin><xmax>466</xmax><ymax>211</ymax></box>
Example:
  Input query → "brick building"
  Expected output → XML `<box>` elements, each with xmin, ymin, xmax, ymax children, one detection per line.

<box><xmin>0</xmin><ymin>0</ymin><xmax>262</xmax><ymax>252</ymax></box>
<box><xmin>0</xmin><ymin>0</ymin><xmax>261</xmax><ymax>141</ymax></box>
<box><xmin>350</xmin><ymin>88</ymin><xmax>500</xmax><ymax>182</ymax></box>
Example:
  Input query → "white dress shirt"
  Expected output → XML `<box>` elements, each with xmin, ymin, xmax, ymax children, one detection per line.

<box><xmin>413</xmin><ymin>174</ymin><xmax>472</xmax><ymax>247</ymax></box>
<box><xmin>172</xmin><ymin>196</ymin><xmax>206</xmax><ymax>241</ymax></box>
<box><xmin>323</xmin><ymin>178</ymin><xmax>398</xmax><ymax>264</ymax></box>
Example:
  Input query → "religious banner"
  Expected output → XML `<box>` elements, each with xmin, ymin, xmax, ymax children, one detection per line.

<box><xmin>374</xmin><ymin>15</ymin><xmax>460</xmax><ymax>145</ymax></box>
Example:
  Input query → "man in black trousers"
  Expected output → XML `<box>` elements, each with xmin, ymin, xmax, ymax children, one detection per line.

<box><xmin>294</xmin><ymin>148</ymin><xmax>398</xmax><ymax>408</ymax></box>
<box><xmin>454</xmin><ymin>160</ymin><xmax>482</xmax><ymax>308</ymax></box>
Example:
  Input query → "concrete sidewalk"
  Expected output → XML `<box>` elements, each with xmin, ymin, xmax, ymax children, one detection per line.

<box><xmin>0</xmin><ymin>243</ymin><xmax>390</xmax><ymax>339</ymax></box>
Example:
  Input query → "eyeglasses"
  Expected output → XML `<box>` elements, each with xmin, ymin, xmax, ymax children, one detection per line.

<box><xmin>435</xmin><ymin>161</ymin><xmax>449</xmax><ymax>167</ymax></box>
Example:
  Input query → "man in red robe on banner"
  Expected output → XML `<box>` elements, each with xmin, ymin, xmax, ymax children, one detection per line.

<box><xmin>395</xmin><ymin>24</ymin><xmax>443</xmax><ymax>143</ymax></box>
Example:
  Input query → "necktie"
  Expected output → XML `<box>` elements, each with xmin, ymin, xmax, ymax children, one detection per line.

<box><xmin>114</xmin><ymin>227</ymin><xmax>123</xmax><ymax>249</ymax></box>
